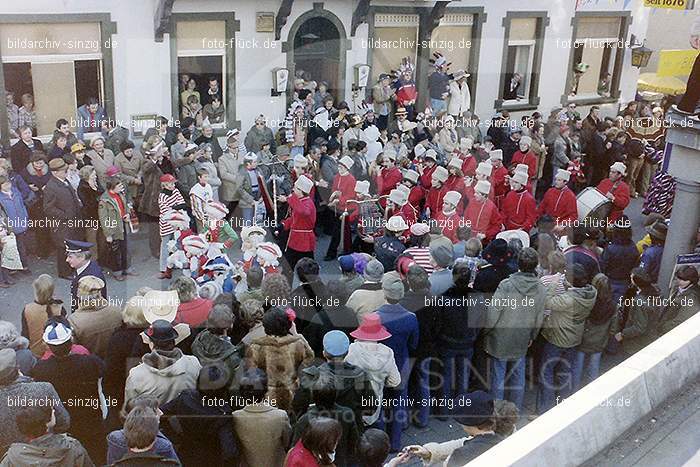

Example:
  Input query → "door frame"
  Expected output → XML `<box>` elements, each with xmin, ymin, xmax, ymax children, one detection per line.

<box><xmin>282</xmin><ymin>2</ymin><xmax>351</xmax><ymax>104</ymax></box>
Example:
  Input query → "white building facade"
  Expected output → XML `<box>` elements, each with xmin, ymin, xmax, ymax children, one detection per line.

<box><xmin>0</xmin><ymin>0</ymin><xmax>652</xmax><ymax>145</ymax></box>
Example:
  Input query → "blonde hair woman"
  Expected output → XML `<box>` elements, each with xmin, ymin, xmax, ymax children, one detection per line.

<box><xmin>21</xmin><ymin>274</ymin><xmax>66</xmax><ymax>357</ymax></box>
<box><xmin>103</xmin><ymin>295</ymin><xmax>151</xmax><ymax>425</ymax></box>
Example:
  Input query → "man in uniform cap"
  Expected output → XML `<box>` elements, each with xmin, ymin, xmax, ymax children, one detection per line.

<box><xmin>596</xmin><ymin>161</ymin><xmax>631</xmax><ymax>223</ymax></box>
<box><xmin>44</xmin><ymin>157</ymin><xmax>85</xmax><ymax>279</ymax></box>
<box><xmin>463</xmin><ymin>180</ymin><xmax>503</xmax><ymax>243</ymax></box>
<box><xmin>465</xmin><ymin>161</ymin><xmax>494</xmax><ymax>202</ymax></box>
<box><xmin>510</xmin><ymin>135</ymin><xmax>537</xmax><ymax>192</ymax></box>
<box><xmin>538</xmin><ymin>169</ymin><xmax>578</xmax><ymax>230</ymax></box>
<box><xmin>65</xmin><ymin>239</ymin><xmax>106</xmax><ymax>311</ymax></box>
<box><xmin>418</xmin><ymin>149</ymin><xmax>438</xmax><ymax>188</ymax></box>
<box><xmin>502</xmin><ymin>171</ymin><xmax>537</xmax><ymax>232</ymax></box>
<box><xmin>401</xmin><ymin>168</ymin><xmax>425</xmax><ymax>213</ymax></box>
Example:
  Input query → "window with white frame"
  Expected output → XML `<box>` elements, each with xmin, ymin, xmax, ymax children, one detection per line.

<box><xmin>0</xmin><ymin>22</ymin><xmax>104</xmax><ymax>137</ymax></box>
<box><xmin>500</xmin><ymin>17</ymin><xmax>539</xmax><ymax>106</ymax></box>
<box><xmin>569</xmin><ymin>17</ymin><xmax>622</xmax><ymax>98</ymax></box>
<box><xmin>176</xmin><ymin>20</ymin><xmax>227</xmax><ymax>128</ymax></box>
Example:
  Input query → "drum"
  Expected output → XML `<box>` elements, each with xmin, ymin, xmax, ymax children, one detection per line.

<box><xmin>577</xmin><ymin>187</ymin><xmax>611</xmax><ymax>222</ymax></box>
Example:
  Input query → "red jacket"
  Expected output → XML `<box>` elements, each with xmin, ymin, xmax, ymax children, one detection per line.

<box><xmin>376</xmin><ymin>167</ymin><xmax>402</xmax><ymax>208</ymax></box>
<box><xmin>284</xmin><ymin>193</ymin><xmax>316</xmax><ymax>252</ymax></box>
<box><xmin>285</xmin><ymin>440</ymin><xmax>320</xmax><ymax>467</ymax></box>
<box><xmin>502</xmin><ymin>189</ymin><xmax>538</xmax><ymax>231</ymax></box>
<box><xmin>538</xmin><ymin>186</ymin><xmax>578</xmax><ymax>225</ymax></box>
<box><xmin>176</xmin><ymin>298</ymin><xmax>213</xmax><ymax>327</ymax></box>
<box><xmin>492</xmin><ymin>166</ymin><xmax>510</xmax><ymax>209</ymax></box>
<box><xmin>399</xmin><ymin>202</ymin><xmax>418</xmax><ymax>226</ymax></box>
<box><xmin>464</xmin><ymin>198</ymin><xmax>502</xmax><ymax>241</ymax></box>
<box><xmin>425</xmin><ymin>185</ymin><xmax>448</xmax><ymax>219</ymax></box>
<box><xmin>419</xmin><ymin>164</ymin><xmax>436</xmax><ymax>189</ymax></box>
<box><xmin>460</xmin><ymin>155</ymin><xmax>477</xmax><ymax>177</ymax></box>
<box><xmin>597</xmin><ymin>177</ymin><xmax>630</xmax><ymax>223</ymax></box>
<box><xmin>444</xmin><ymin>175</ymin><xmax>467</xmax><ymax>211</ymax></box>
<box><xmin>511</xmin><ymin>150</ymin><xmax>538</xmax><ymax>180</ymax></box>
<box><xmin>408</xmin><ymin>185</ymin><xmax>425</xmax><ymax>213</ymax></box>
<box><xmin>331</xmin><ymin>172</ymin><xmax>356</xmax><ymax>211</ymax></box>
<box><xmin>434</xmin><ymin>210</ymin><xmax>461</xmax><ymax>243</ymax></box>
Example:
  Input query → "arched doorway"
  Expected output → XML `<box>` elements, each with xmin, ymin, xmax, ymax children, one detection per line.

<box><xmin>293</xmin><ymin>17</ymin><xmax>340</xmax><ymax>96</ymax></box>
<box><xmin>283</xmin><ymin>5</ymin><xmax>350</xmax><ymax>102</ymax></box>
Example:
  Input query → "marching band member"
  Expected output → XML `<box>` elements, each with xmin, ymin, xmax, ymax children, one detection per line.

<box><xmin>278</xmin><ymin>176</ymin><xmax>316</xmax><ymax>274</ymax></box>
<box><xmin>388</xmin><ymin>186</ymin><xmax>418</xmax><ymax>227</ymax></box>
<box><xmin>325</xmin><ymin>156</ymin><xmax>357</xmax><ymax>260</ymax></box>
<box><xmin>418</xmin><ymin>149</ymin><xmax>438</xmax><ymax>188</ymax></box>
<box><xmin>597</xmin><ymin>161</ymin><xmax>631</xmax><ymax>224</ymax></box>
<box><xmin>538</xmin><ymin>169</ymin><xmax>578</xmax><ymax>232</ymax></box>
<box><xmin>489</xmin><ymin>149</ymin><xmax>509</xmax><ymax>209</ymax></box>
<box><xmin>425</xmin><ymin>166</ymin><xmax>449</xmax><ymax>219</ymax></box>
<box><xmin>376</xmin><ymin>152</ymin><xmax>403</xmax><ymax>208</ymax></box>
<box><xmin>455</xmin><ymin>137</ymin><xmax>477</xmax><ymax>177</ymax></box>
<box><xmin>464</xmin><ymin>161</ymin><xmax>493</xmax><ymax>202</ymax></box>
<box><xmin>512</xmin><ymin>163</ymin><xmax>533</xmax><ymax>194</ymax></box>
<box><xmin>502</xmin><ymin>171</ymin><xmax>537</xmax><ymax>232</ymax></box>
<box><xmin>433</xmin><ymin>190</ymin><xmax>462</xmax><ymax>243</ymax></box>
<box><xmin>402</xmin><ymin>169</ymin><xmax>425</xmax><ymax>214</ymax></box>
<box><xmin>202</xmin><ymin>200</ymin><xmax>238</xmax><ymax>248</ymax></box>
<box><xmin>347</xmin><ymin>180</ymin><xmax>383</xmax><ymax>253</ymax></box>
<box><xmin>445</xmin><ymin>157</ymin><xmax>467</xmax><ymax>209</ymax></box>
<box><xmin>464</xmin><ymin>180</ymin><xmax>503</xmax><ymax>243</ymax></box>
<box><xmin>510</xmin><ymin>135</ymin><xmax>538</xmax><ymax>190</ymax></box>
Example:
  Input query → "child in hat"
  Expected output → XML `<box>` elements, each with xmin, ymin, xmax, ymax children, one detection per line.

<box><xmin>433</xmin><ymin>190</ymin><xmax>463</xmax><ymax>243</ymax></box>
<box><xmin>158</xmin><ymin>174</ymin><xmax>186</xmax><ymax>278</ymax></box>
<box><xmin>464</xmin><ymin>180</ymin><xmax>503</xmax><ymax>243</ymax></box>
<box><xmin>538</xmin><ymin>169</ymin><xmax>578</xmax><ymax>231</ymax></box>
<box><xmin>502</xmin><ymin>171</ymin><xmax>537</xmax><ymax>232</ymax></box>
<box><xmin>425</xmin><ymin>166</ymin><xmax>449</xmax><ymax>219</ymax></box>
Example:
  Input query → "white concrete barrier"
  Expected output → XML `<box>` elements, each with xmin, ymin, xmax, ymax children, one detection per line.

<box><xmin>467</xmin><ymin>311</ymin><xmax>700</xmax><ymax>467</ymax></box>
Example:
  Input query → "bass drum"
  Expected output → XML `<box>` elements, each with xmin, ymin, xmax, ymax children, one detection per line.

<box><xmin>577</xmin><ymin>187</ymin><xmax>611</xmax><ymax>223</ymax></box>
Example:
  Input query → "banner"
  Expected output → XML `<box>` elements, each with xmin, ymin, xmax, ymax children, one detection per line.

<box><xmin>643</xmin><ymin>0</ymin><xmax>696</xmax><ymax>10</ymax></box>
<box><xmin>657</xmin><ymin>49</ymin><xmax>700</xmax><ymax>77</ymax></box>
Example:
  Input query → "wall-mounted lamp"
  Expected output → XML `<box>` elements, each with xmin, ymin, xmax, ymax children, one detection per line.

<box><xmin>271</xmin><ymin>67</ymin><xmax>289</xmax><ymax>97</ymax></box>
<box><xmin>353</xmin><ymin>64</ymin><xmax>370</xmax><ymax>91</ymax></box>
<box><xmin>629</xmin><ymin>34</ymin><xmax>653</xmax><ymax>68</ymax></box>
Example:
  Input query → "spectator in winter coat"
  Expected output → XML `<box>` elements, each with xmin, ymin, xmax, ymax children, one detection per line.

<box><xmin>31</xmin><ymin>320</ymin><xmax>106</xmax><ymax>464</ymax></box>
<box><xmin>191</xmin><ymin>305</ymin><xmax>243</xmax><ymax>389</ymax></box>
<box><xmin>658</xmin><ymin>266</ymin><xmax>700</xmax><ymax>335</ymax></box>
<box><xmin>1</xmin><ymin>406</ymin><xmax>93</xmax><ymax>467</ymax></box>
<box><xmin>107</xmin><ymin>397</ymin><xmax>179</xmax><ymax>465</ymax></box>
<box><xmin>345</xmin><ymin>313</ymin><xmax>401</xmax><ymax>427</ymax></box>
<box><xmin>600</xmin><ymin>216</ymin><xmax>639</xmax><ymax>304</ymax></box>
<box><xmin>110</xmin><ymin>406</ymin><xmax>180</xmax><ymax>466</ymax></box>
<box><xmin>400</xmin><ymin>265</ymin><xmax>438</xmax><ymax>427</ymax></box>
<box><xmin>160</xmin><ymin>364</ymin><xmax>237</xmax><ymax>467</ymax></box>
<box><xmin>482</xmin><ymin>248</ymin><xmax>545</xmax><ymax>410</ymax></box>
<box><xmin>473</xmin><ymin>239</ymin><xmax>516</xmax><ymax>294</ymax></box>
<box><xmin>172</xmin><ymin>276</ymin><xmax>213</xmax><ymax>328</ymax></box>
<box><xmin>0</xmin><ymin>347</ymin><xmax>71</xmax><ymax>452</ymax></box>
<box><xmin>302</xmin><ymin>280</ymin><xmax>359</xmax><ymax>357</ymax></box>
<box><xmin>292</xmin><ymin>371</ymin><xmax>361</xmax><ymax>467</ymax></box>
<box><xmin>124</xmin><ymin>320</ymin><xmax>201</xmax><ymax>409</ymax></box>
<box><xmin>574</xmin><ymin>273</ymin><xmax>618</xmax><ymax>390</ymax></box>
<box><xmin>537</xmin><ymin>264</ymin><xmax>597</xmax><ymax>414</ymax></box>
<box><xmin>233</xmin><ymin>368</ymin><xmax>291</xmax><ymax>467</ymax></box>
<box><xmin>246</xmin><ymin>307</ymin><xmax>314</xmax><ymax>412</ymax></box>
<box><xmin>376</xmin><ymin>272</ymin><xmax>419</xmax><ymax>451</ymax></box>
<box><xmin>428</xmin><ymin>238</ymin><xmax>455</xmax><ymax>295</ymax></box>
<box><xmin>244</xmin><ymin>114</ymin><xmax>276</xmax><ymax>154</ymax></box>
<box><xmin>69</xmin><ymin>276</ymin><xmax>123</xmax><ymax>358</ymax></box>
<box><xmin>346</xmin><ymin>260</ymin><xmax>387</xmax><ymax>319</ymax></box>
<box><xmin>614</xmin><ymin>268</ymin><xmax>661</xmax><ymax>356</ymax></box>
<box><xmin>639</xmin><ymin>221</ymin><xmax>666</xmax><ymax>284</ymax></box>
<box><xmin>435</xmin><ymin>263</ymin><xmax>485</xmax><ymax>410</ymax></box>
<box><xmin>289</xmin><ymin>258</ymin><xmax>326</xmax><ymax>332</ymax></box>
<box><xmin>293</xmin><ymin>330</ymin><xmax>375</xmax><ymax>429</ymax></box>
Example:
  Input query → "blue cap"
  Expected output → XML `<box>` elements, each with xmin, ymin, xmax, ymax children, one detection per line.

<box><xmin>338</xmin><ymin>255</ymin><xmax>355</xmax><ymax>273</ymax></box>
<box><xmin>65</xmin><ymin>239</ymin><xmax>94</xmax><ymax>254</ymax></box>
<box><xmin>323</xmin><ymin>330</ymin><xmax>350</xmax><ymax>357</ymax></box>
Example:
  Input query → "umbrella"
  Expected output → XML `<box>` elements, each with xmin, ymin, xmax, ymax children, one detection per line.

<box><xmin>637</xmin><ymin>73</ymin><xmax>687</xmax><ymax>96</ymax></box>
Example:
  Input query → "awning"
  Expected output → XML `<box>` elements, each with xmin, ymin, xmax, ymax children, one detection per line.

<box><xmin>637</xmin><ymin>72</ymin><xmax>687</xmax><ymax>96</ymax></box>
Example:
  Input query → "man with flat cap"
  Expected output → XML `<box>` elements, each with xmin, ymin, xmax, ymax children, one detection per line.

<box><xmin>65</xmin><ymin>239</ymin><xmax>106</xmax><ymax>311</ymax></box>
<box><xmin>44</xmin><ymin>157</ymin><xmax>85</xmax><ymax>278</ymax></box>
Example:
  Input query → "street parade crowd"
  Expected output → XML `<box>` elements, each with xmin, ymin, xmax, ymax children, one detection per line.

<box><xmin>0</xmin><ymin>48</ymin><xmax>699</xmax><ymax>467</ymax></box>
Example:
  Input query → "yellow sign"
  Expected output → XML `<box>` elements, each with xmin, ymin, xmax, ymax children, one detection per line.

<box><xmin>657</xmin><ymin>49</ymin><xmax>700</xmax><ymax>77</ymax></box>
<box><xmin>644</xmin><ymin>0</ymin><xmax>695</xmax><ymax>9</ymax></box>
